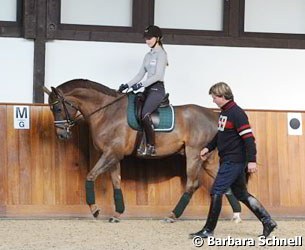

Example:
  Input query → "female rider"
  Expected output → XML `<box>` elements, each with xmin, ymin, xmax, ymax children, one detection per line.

<box><xmin>118</xmin><ymin>25</ymin><xmax>168</xmax><ymax>156</ymax></box>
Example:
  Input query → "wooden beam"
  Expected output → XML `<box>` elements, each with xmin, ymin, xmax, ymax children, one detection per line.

<box><xmin>23</xmin><ymin>0</ymin><xmax>36</xmax><ymax>39</ymax></box>
<box><xmin>228</xmin><ymin>0</ymin><xmax>241</xmax><ymax>37</ymax></box>
<box><xmin>33</xmin><ymin>39</ymin><xmax>45</xmax><ymax>103</ymax></box>
<box><xmin>33</xmin><ymin>0</ymin><xmax>47</xmax><ymax>103</ymax></box>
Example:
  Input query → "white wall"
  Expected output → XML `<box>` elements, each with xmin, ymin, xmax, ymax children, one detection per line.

<box><xmin>0</xmin><ymin>37</ymin><xmax>304</xmax><ymax>111</ymax></box>
<box><xmin>0</xmin><ymin>37</ymin><xmax>34</xmax><ymax>103</ymax></box>
<box><xmin>45</xmin><ymin>40</ymin><xmax>305</xmax><ymax>110</ymax></box>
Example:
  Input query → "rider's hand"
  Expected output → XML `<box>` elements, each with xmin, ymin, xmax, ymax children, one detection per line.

<box><xmin>131</xmin><ymin>82</ymin><xmax>143</xmax><ymax>91</ymax></box>
<box><xmin>118</xmin><ymin>83</ymin><xmax>128</xmax><ymax>93</ymax></box>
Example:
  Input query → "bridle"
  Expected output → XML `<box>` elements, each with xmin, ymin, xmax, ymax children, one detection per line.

<box><xmin>50</xmin><ymin>87</ymin><xmax>126</xmax><ymax>133</ymax></box>
<box><xmin>50</xmin><ymin>89</ymin><xmax>79</xmax><ymax>133</ymax></box>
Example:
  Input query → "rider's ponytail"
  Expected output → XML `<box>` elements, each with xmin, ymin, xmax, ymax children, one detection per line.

<box><xmin>158</xmin><ymin>40</ymin><xmax>169</xmax><ymax>66</ymax></box>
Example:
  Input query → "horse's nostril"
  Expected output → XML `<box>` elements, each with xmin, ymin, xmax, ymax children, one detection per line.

<box><xmin>58</xmin><ymin>134</ymin><xmax>66</xmax><ymax>140</ymax></box>
<box><xmin>57</xmin><ymin>132</ymin><xmax>72</xmax><ymax>140</ymax></box>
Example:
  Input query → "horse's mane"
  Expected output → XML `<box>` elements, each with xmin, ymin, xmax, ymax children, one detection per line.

<box><xmin>57</xmin><ymin>79</ymin><xmax>118</xmax><ymax>97</ymax></box>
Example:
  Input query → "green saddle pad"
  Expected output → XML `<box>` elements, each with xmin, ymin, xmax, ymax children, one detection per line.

<box><xmin>127</xmin><ymin>93</ymin><xmax>175</xmax><ymax>132</ymax></box>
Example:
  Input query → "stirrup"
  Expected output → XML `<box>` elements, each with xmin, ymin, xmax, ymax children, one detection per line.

<box><xmin>146</xmin><ymin>144</ymin><xmax>156</xmax><ymax>156</ymax></box>
<box><xmin>138</xmin><ymin>144</ymin><xmax>156</xmax><ymax>156</ymax></box>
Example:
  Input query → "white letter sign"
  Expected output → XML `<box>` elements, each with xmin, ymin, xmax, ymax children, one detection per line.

<box><xmin>14</xmin><ymin>106</ymin><xmax>30</xmax><ymax>129</ymax></box>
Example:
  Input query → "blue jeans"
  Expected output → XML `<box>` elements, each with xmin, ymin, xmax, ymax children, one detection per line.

<box><xmin>211</xmin><ymin>161</ymin><xmax>247</xmax><ymax>196</ymax></box>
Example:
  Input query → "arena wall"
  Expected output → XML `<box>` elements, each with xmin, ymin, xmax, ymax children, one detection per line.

<box><xmin>0</xmin><ymin>104</ymin><xmax>304</xmax><ymax>219</ymax></box>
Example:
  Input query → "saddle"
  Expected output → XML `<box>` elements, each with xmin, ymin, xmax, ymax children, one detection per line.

<box><xmin>127</xmin><ymin>92</ymin><xmax>174</xmax><ymax>132</ymax></box>
<box><xmin>135</xmin><ymin>92</ymin><xmax>170</xmax><ymax>128</ymax></box>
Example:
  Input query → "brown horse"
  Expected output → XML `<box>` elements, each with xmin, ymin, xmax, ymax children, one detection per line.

<box><xmin>44</xmin><ymin>78</ymin><xmax>220</xmax><ymax>222</ymax></box>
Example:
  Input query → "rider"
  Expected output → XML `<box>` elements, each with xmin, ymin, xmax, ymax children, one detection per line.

<box><xmin>118</xmin><ymin>25</ymin><xmax>168</xmax><ymax>156</ymax></box>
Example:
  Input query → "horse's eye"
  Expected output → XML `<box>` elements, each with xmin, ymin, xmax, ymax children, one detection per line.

<box><xmin>53</xmin><ymin>107</ymin><xmax>62</xmax><ymax>113</ymax></box>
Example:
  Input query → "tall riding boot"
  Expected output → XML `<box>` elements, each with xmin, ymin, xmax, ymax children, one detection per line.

<box><xmin>241</xmin><ymin>195</ymin><xmax>277</xmax><ymax>237</ymax></box>
<box><xmin>189</xmin><ymin>194</ymin><xmax>222</xmax><ymax>238</ymax></box>
<box><xmin>141</xmin><ymin>115</ymin><xmax>155</xmax><ymax>156</ymax></box>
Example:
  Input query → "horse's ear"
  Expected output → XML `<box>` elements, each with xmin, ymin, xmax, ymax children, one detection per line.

<box><xmin>51</xmin><ymin>87</ymin><xmax>59</xmax><ymax>97</ymax></box>
<box><xmin>43</xmin><ymin>86</ymin><xmax>51</xmax><ymax>95</ymax></box>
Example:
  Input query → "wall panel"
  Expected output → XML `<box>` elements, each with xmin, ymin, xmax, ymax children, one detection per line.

<box><xmin>0</xmin><ymin>104</ymin><xmax>304</xmax><ymax>218</ymax></box>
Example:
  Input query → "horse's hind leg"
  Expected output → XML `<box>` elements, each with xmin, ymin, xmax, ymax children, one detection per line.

<box><xmin>108</xmin><ymin>165</ymin><xmax>125</xmax><ymax>223</ymax></box>
<box><xmin>165</xmin><ymin>147</ymin><xmax>202</xmax><ymax>222</ymax></box>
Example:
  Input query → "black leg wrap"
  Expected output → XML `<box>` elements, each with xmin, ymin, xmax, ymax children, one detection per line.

<box><xmin>114</xmin><ymin>188</ymin><xmax>125</xmax><ymax>214</ymax></box>
<box><xmin>85</xmin><ymin>180</ymin><xmax>95</xmax><ymax>205</ymax></box>
<box><xmin>172</xmin><ymin>192</ymin><xmax>192</xmax><ymax>218</ymax></box>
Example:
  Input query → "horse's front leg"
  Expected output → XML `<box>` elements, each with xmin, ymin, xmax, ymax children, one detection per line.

<box><xmin>108</xmin><ymin>165</ymin><xmax>125</xmax><ymax>223</ymax></box>
<box><xmin>85</xmin><ymin>153</ymin><xmax>119</xmax><ymax>218</ymax></box>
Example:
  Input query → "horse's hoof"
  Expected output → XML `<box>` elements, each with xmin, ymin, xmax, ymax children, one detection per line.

<box><xmin>161</xmin><ymin>217</ymin><xmax>176</xmax><ymax>223</ymax></box>
<box><xmin>231</xmin><ymin>214</ymin><xmax>242</xmax><ymax>224</ymax></box>
<box><xmin>91</xmin><ymin>208</ymin><xmax>100</xmax><ymax>218</ymax></box>
<box><xmin>232</xmin><ymin>217</ymin><xmax>242</xmax><ymax>223</ymax></box>
<box><xmin>109</xmin><ymin>216</ymin><xmax>120</xmax><ymax>223</ymax></box>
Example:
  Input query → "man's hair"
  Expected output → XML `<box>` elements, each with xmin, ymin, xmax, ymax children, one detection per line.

<box><xmin>209</xmin><ymin>82</ymin><xmax>234</xmax><ymax>100</ymax></box>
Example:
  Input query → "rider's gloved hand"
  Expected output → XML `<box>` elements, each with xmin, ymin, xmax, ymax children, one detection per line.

<box><xmin>118</xmin><ymin>83</ymin><xmax>128</xmax><ymax>93</ymax></box>
<box><xmin>131</xmin><ymin>82</ymin><xmax>143</xmax><ymax>91</ymax></box>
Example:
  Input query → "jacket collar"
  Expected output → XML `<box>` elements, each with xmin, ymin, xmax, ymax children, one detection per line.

<box><xmin>150</xmin><ymin>46</ymin><xmax>162</xmax><ymax>53</ymax></box>
<box><xmin>221</xmin><ymin>100</ymin><xmax>236</xmax><ymax>111</ymax></box>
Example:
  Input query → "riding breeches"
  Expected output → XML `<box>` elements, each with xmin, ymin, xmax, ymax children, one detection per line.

<box><xmin>211</xmin><ymin>161</ymin><xmax>249</xmax><ymax>200</ymax></box>
<box><xmin>142</xmin><ymin>81</ymin><xmax>165</xmax><ymax>118</ymax></box>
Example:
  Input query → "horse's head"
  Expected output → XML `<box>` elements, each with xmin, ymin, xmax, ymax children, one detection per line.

<box><xmin>44</xmin><ymin>86</ymin><xmax>79</xmax><ymax>140</ymax></box>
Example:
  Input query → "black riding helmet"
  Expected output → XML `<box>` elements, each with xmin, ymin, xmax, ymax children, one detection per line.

<box><xmin>143</xmin><ymin>25</ymin><xmax>162</xmax><ymax>40</ymax></box>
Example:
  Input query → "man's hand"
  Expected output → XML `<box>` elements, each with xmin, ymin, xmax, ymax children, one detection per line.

<box><xmin>247</xmin><ymin>162</ymin><xmax>257</xmax><ymax>173</ymax></box>
<box><xmin>200</xmin><ymin>147</ymin><xmax>210</xmax><ymax>161</ymax></box>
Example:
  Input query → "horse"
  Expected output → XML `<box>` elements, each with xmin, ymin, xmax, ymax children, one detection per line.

<box><xmin>43</xmin><ymin>78</ymin><xmax>223</xmax><ymax>222</ymax></box>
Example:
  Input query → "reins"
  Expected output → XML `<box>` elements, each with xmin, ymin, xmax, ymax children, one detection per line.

<box><xmin>73</xmin><ymin>93</ymin><xmax>126</xmax><ymax>122</ymax></box>
<box><xmin>52</xmin><ymin>90</ymin><xmax>127</xmax><ymax>130</ymax></box>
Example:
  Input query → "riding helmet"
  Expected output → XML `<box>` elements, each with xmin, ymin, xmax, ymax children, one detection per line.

<box><xmin>143</xmin><ymin>25</ymin><xmax>163</xmax><ymax>39</ymax></box>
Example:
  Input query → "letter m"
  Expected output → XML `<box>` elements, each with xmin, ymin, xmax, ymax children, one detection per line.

<box><xmin>16</xmin><ymin>107</ymin><xmax>27</xmax><ymax>119</ymax></box>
